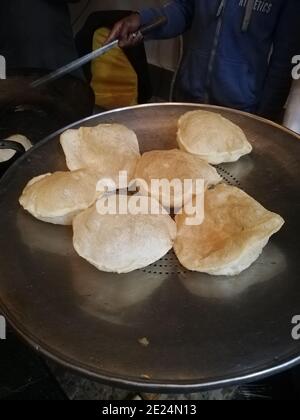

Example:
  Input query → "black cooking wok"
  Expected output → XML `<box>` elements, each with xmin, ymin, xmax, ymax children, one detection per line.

<box><xmin>0</xmin><ymin>140</ymin><xmax>25</xmax><ymax>176</ymax></box>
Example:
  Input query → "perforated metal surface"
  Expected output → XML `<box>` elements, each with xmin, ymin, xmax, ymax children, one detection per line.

<box><xmin>0</xmin><ymin>103</ymin><xmax>300</xmax><ymax>392</ymax></box>
<box><xmin>216</xmin><ymin>166</ymin><xmax>242</xmax><ymax>187</ymax></box>
<box><xmin>141</xmin><ymin>250</ymin><xmax>188</xmax><ymax>277</ymax></box>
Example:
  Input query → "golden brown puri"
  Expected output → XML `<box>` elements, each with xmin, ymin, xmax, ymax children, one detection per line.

<box><xmin>135</xmin><ymin>148</ymin><xmax>222</xmax><ymax>208</ymax></box>
<box><xmin>174</xmin><ymin>184</ymin><xmax>284</xmax><ymax>276</ymax></box>
<box><xmin>177</xmin><ymin>111</ymin><xmax>252</xmax><ymax>164</ymax></box>
<box><xmin>60</xmin><ymin>123</ymin><xmax>141</xmax><ymax>188</ymax></box>
<box><xmin>73</xmin><ymin>195</ymin><xmax>177</xmax><ymax>273</ymax></box>
<box><xmin>19</xmin><ymin>169</ymin><xmax>101</xmax><ymax>225</ymax></box>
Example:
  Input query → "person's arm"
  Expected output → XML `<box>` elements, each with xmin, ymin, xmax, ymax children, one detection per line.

<box><xmin>106</xmin><ymin>1</ymin><xmax>195</xmax><ymax>48</ymax></box>
<box><xmin>140</xmin><ymin>0</ymin><xmax>195</xmax><ymax>39</ymax></box>
<box><xmin>258</xmin><ymin>0</ymin><xmax>300</xmax><ymax>121</ymax></box>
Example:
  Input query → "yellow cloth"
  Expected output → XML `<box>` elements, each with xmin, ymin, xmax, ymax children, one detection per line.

<box><xmin>91</xmin><ymin>28</ymin><xmax>138</xmax><ymax>109</ymax></box>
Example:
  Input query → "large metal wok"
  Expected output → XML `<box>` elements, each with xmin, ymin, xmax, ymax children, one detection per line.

<box><xmin>0</xmin><ymin>103</ymin><xmax>300</xmax><ymax>392</ymax></box>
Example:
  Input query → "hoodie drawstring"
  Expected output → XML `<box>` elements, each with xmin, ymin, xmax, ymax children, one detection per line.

<box><xmin>242</xmin><ymin>0</ymin><xmax>256</xmax><ymax>32</ymax></box>
<box><xmin>216</xmin><ymin>0</ymin><xmax>225</xmax><ymax>18</ymax></box>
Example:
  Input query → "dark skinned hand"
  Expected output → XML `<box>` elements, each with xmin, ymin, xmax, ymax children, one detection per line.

<box><xmin>105</xmin><ymin>13</ymin><xmax>143</xmax><ymax>48</ymax></box>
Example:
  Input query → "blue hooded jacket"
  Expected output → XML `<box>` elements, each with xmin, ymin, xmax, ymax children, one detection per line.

<box><xmin>140</xmin><ymin>0</ymin><xmax>300</xmax><ymax>118</ymax></box>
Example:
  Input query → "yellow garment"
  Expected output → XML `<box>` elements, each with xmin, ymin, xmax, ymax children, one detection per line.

<box><xmin>91</xmin><ymin>28</ymin><xmax>138</xmax><ymax>109</ymax></box>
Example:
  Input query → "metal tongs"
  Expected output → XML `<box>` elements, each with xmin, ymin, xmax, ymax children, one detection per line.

<box><xmin>31</xmin><ymin>16</ymin><xmax>167</xmax><ymax>89</ymax></box>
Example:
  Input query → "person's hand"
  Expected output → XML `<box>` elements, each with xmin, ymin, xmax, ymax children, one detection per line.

<box><xmin>105</xmin><ymin>13</ymin><xmax>143</xmax><ymax>48</ymax></box>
